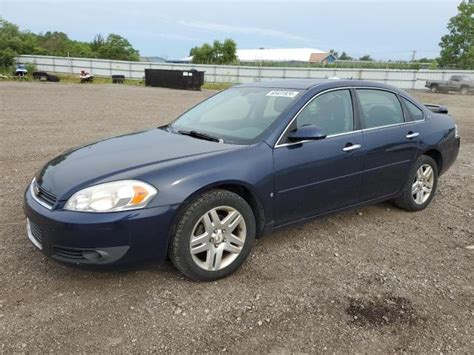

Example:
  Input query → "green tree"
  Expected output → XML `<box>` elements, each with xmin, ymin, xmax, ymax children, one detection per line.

<box><xmin>91</xmin><ymin>34</ymin><xmax>105</xmax><ymax>53</ymax></box>
<box><xmin>438</xmin><ymin>1</ymin><xmax>474</xmax><ymax>69</ymax></box>
<box><xmin>338</xmin><ymin>51</ymin><xmax>353</xmax><ymax>60</ymax></box>
<box><xmin>359</xmin><ymin>54</ymin><xmax>374</xmax><ymax>61</ymax></box>
<box><xmin>0</xmin><ymin>47</ymin><xmax>15</xmax><ymax>67</ymax></box>
<box><xmin>220</xmin><ymin>39</ymin><xmax>237</xmax><ymax>64</ymax></box>
<box><xmin>40</xmin><ymin>31</ymin><xmax>70</xmax><ymax>55</ymax></box>
<box><xmin>191</xmin><ymin>39</ymin><xmax>237</xmax><ymax>64</ymax></box>
<box><xmin>191</xmin><ymin>43</ymin><xmax>214</xmax><ymax>63</ymax></box>
<box><xmin>97</xmin><ymin>34</ymin><xmax>139</xmax><ymax>61</ymax></box>
<box><xmin>0</xmin><ymin>18</ymin><xmax>141</xmax><ymax>67</ymax></box>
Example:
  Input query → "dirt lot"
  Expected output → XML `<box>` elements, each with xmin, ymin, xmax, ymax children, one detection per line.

<box><xmin>0</xmin><ymin>82</ymin><xmax>472</xmax><ymax>353</ymax></box>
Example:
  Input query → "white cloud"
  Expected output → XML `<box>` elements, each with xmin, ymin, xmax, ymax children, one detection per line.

<box><xmin>177</xmin><ymin>20</ymin><xmax>310</xmax><ymax>42</ymax></box>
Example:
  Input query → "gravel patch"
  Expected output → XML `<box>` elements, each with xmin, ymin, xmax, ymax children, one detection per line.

<box><xmin>0</xmin><ymin>82</ymin><xmax>472</xmax><ymax>353</ymax></box>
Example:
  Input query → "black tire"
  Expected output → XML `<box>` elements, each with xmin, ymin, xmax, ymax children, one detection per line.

<box><xmin>460</xmin><ymin>86</ymin><xmax>469</xmax><ymax>95</ymax></box>
<box><xmin>430</xmin><ymin>84</ymin><xmax>439</xmax><ymax>93</ymax></box>
<box><xmin>170</xmin><ymin>189</ymin><xmax>256</xmax><ymax>281</ymax></box>
<box><xmin>393</xmin><ymin>155</ymin><xmax>438</xmax><ymax>211</ymax></box>
<box><xmin>47</xmin><ymin>75</ymin><xmax>60</xmax><ymax>82</ymax></box>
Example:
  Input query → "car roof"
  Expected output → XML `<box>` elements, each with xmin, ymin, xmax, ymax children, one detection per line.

<box><xmin>237</xmin><ymin>79</ymin><xmax>330</xmax><ymax>89</ymax></box>
<box><xmin>236</xmin><ymin>79</ymin><xmax>402</xmax><ymax>92</ymax></box>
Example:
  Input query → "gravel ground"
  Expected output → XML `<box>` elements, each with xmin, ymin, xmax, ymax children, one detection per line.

<box><xmin>0</xmin><ymin>82</ymin><xmax>472</xmax><ymax>353</ymax></box>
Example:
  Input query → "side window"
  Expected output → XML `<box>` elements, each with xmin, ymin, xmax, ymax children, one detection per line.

<box><xmin>401</xmin><ymin>97</ymin><xmax>424</xmax><ymax>121</ymax></box>
<box><xmin>296</xmin><ymin>90</ymin><xmax>353</xmax><ymax>136</ymax></box>
<box><xmin>357</xmin><ymin>89</ymin><xmax>404</xmax><ymax>129</ymax></box>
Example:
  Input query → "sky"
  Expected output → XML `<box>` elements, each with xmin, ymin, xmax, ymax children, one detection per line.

<box><xmin>0</xmin><ymin>0</ymin><xmax>463</xmax><ymax>61</ymax></box>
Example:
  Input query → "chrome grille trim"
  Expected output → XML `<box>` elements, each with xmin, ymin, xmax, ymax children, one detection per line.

<box><xmin>30</xmin><ymin>179</ymin><xmax>54</xmax><ymax>210</ymax></box>
<box><xmin>26</xmin><ymin>219</ymin><xmax>43</xmax><ymax>250</ymax></box>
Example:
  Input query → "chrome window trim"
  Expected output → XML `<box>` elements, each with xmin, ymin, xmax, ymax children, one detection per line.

<box><xmin>30</xmin><ymin>179</ymin><xmax>53</xmax><ymax>210</ymax></box>
<box><xmin>274</xmin><ymin>86</ymin><xmax>426</xmax><ymax>148</ymax></box>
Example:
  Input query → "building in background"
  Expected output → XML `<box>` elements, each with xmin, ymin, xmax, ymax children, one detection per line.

<box><xmin>140</xmin><ymin>56</ymin><xmax>166</xmax><ymax>63</ymax></box>
<box><xmin>177</xmin><ymin>48</ymin><xmax>335</xmax><ymax>64</ymax></box>
<box><xmin>309</xmin><ymin>52</ymin><xmax>337</xmax><ymax>64</ymax></box>
<box><xmin>236</xmin><ymin>48</ymin><xmax>327</xmax><ymax>63</ymax></box>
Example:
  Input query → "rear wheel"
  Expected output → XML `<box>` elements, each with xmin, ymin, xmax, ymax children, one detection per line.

<box><xmin>460</xmin><ymin>86</ymin><xmax>469</xmax><ymax>95</ymax></box>
<box><xmin>430</xmin><ymin>84</ymin><xmax>439</xmax><ymax>93</ymax></box>
<box><xmin>170</xmin><ymin>189</ymin><xmax>256</xmax><ymax>281</ymax></box>
<box><xmin>393</xmin><ymin>155</ymin><xmax>438</xmax><ymax>211</ymax></box>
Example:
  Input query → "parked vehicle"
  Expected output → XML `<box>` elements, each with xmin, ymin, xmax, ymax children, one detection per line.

<box><xmin>32</xmin><ymin>71</ymin><xmax>60</xmax><ymax>82</ymax></box>
<box><xmin>24</xmin><ymin>80</ymin><xmax>460</xmax><ymax>281</ymax></box>
<box><xmin>425</xmin><ymin>75</ymin><xmax>473</xmax><ymax>95</ymax></box>
<box><xmin>14</xmin><ymin>64</ymin><xmax>28</xmax><ymax>77</ymax></box>
<box><xmin>112</xmin><ymin>75</ymin><xmax>125</xmax><ymax>84</ymax></box>
<box><xmin>80</xmin><ymin>70</ymin><xmax>94</xmax><ymax>83</ymax></box>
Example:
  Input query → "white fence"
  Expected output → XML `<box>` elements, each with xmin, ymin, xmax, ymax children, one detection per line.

<box><xmin>17</xmin><ymin>54</ymin><xmax>474</xmax><ymax>90</ymax></box>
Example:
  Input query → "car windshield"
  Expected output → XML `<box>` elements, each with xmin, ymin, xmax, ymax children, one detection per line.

<box><xmin>170</xmin><ymin>87</ymin><xmax>303</xmax><ymax>144</ymax></box>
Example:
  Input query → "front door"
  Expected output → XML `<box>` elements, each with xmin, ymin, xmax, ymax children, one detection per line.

<box><xmin>273</xmin><ymin>89</ymin><xmax>364</xmax><ymax>226</ymax></box>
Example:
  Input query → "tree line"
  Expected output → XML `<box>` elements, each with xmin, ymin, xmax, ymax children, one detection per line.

<box><xmin>0</xmin><ymin>18</ymin><xmax>140</xmax><ymax>67</ymax></box>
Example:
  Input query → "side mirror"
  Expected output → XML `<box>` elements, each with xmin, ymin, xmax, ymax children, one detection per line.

<box><xmin>287</xmin><ymin>124</ymin><xmax>327</xmax><ymax>142</ymax></box>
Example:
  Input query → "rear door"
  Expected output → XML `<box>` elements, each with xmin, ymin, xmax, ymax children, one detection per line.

<box><xmin>356</xmin><ymin>89</ymin><xmax>419</xmax><ymax>201</ymax></box>
<box><xmin>273</xmin><ymin>89</ymin><xmax>364</xmax><ymax>225</ymax></box>
<box><xmin>448</xmin><ymin>76</ymin><xmax>460</xmax><ymax>91</ymax></box>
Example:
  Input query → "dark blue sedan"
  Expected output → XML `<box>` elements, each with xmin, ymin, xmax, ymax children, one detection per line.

<box><xmin>24</xmin><ymin>80</ymin><xmax>460</xmax><ymax>280</ymax></box>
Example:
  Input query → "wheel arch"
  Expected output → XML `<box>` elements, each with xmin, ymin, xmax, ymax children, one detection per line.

<box><xmin>170</xmin><ymin>180</ymin><xmax>267</xmax><ymax>242</ymax></box>
<box><xmin>422</xmin><ymin>149</ymin><xmax>443</xmax><ymax>174</ymax></box>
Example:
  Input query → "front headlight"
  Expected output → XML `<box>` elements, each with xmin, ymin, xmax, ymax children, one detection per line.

<box><xmin>64</xmin><ymin>180</ymin><xmax>157</xmax><ymax>212</ymax></box>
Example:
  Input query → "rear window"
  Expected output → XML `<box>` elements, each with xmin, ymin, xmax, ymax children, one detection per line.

<box><xmin>401</xmin><ymin>97</ymin><xmax>424</xmax><ymax>121</ymax></box>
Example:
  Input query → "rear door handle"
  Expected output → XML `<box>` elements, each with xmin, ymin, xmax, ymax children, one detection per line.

<box><xmin>342</xmin><ymin>144</ymin><xmax>362</xmax><ymax>152</ymax></box>
<box><xmin>406</xmin><ymin>132</ymin><xmax>420</xmax><ymax>139</ymax></box>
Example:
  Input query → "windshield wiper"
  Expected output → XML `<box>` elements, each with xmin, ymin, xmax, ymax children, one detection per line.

<box><xmin>178</xmin><ymin>130</ymin><xmax>221</xmax><ymax>142</ymax></box>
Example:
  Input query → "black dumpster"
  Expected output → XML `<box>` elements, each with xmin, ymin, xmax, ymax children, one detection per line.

<box><xmin>112</xmin><ymin>75</ymin><xmax>125</xmax><ymax>84</ymax></box>
<box><xmin>144</xmin><ymin>69</ymin><xmax>204</xmax><ymax>90</ymax></box>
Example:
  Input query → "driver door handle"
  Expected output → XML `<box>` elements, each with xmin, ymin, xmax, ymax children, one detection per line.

<box><xmin>406</xmin><ymin>132</ymin><xmax>420</xmax><ymax>139</ymax></box>
<box><xmin>342</xmin><ymin>144</ymin><xmax>362</xmax><ymax>152</ymax></box>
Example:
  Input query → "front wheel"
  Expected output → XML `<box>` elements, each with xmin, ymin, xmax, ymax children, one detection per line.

<box><xmin>393</xmin><ymin>155</ymin><xmax>438</xmax><ymax>211</ymax></box>
<box><xmin>460</xmin><ymin>86</ymin><xmax>469</xmax><ymax>95</ymax></box>
<box><xmin>170</xmin><ymin>189</ymin><xmax>256</xmax><ymax>281</ymax></box>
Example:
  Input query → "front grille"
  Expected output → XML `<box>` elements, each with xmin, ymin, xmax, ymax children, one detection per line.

<box><xmin>52</xmin><ymin>246</ymin><xmax>87</xmax><ymax>261</ymax></box>
<box><xmin>29</xmin><ymin>220</ymin><xmax>43</xmax><ymax>244</ymax></box>
<box><xmin>36</xmin><ymin>184</ymin><xmax>58</xmax><ymax>206</ymax></box>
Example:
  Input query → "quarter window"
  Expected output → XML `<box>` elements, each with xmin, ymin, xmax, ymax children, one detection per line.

<box><xmin>357</xmin><ymin>89</ymin><xmax>404</xmax><ymax>129</ymax></box>
<box><xmin>401</xmin><ymin>97</ymin><xmax>424</xmax><ymax>121</ymax></box>
<box><xmin>296</xmin><ymin>90</ymin><xmax>354</xmax><ymax>136</ymax></box>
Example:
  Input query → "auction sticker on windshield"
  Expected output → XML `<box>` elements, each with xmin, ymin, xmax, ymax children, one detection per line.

<box><xmin>266</xmin><ymin>90</ymin><xmax>299</xmax><ymax>98</ymax></box>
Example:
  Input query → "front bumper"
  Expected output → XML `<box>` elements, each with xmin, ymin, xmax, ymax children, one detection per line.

<box><xmin>23</xmin><ymin>187</ymin><xmax>179</xmax><ymax>265</ymax></box>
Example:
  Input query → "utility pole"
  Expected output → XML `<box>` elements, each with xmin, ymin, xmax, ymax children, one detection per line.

<box><xmin>411</xmin><ymin>50</ymin><xmax>417</xmax><ymax>62</ymax></box>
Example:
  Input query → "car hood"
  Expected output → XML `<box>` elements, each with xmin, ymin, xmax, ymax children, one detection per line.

<box><xmin>36</xmin><ymin>128</ymin><xmax>239</xmax><ymax>199</ymax></box>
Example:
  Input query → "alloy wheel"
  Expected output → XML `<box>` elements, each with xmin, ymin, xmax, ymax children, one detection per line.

<box><xmin>412</xmin><ymin>164</ymin><xmax>434</xmax><ymax>205</ymax></box>
<box><xmin>189</xmin><ymin>206</ymin><xmax>246</xmax><ymax>271</ymax></box>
